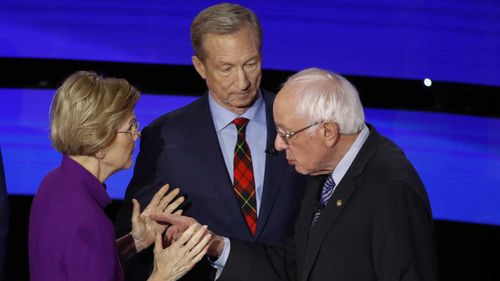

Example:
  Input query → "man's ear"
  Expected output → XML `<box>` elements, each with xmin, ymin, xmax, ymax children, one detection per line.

<box><xmin>322</xmin><ymin>121</ymin><xmax>339</xmax><ymax>147</ymax></box>
<box><xmin>192</xmin><ymin>56</ymin><xmax>207</xmax><ymax>80</ymax></box>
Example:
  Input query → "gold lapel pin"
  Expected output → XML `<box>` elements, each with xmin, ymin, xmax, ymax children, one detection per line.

<box><xmin>336</xmin><ymin>199</ymin><xmax>342</xmax><ymax>207</ymax></box>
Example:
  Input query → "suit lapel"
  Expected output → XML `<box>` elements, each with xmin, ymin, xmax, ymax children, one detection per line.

<box><xmin>181</xmin><ymin>94</ymin><xmax>242</xmax><ymax>214</ymax></box>
<box><xmin>295</xmin><ymin>176</ymin><xmax>324</xmax><ymax>280</ymax></box>
<box><xmin>301</xmin><ymin>124</ymin><xmax>381</xmax><ymax>280</ymax></box>
<box><xmin>301</xmin><ymin>176</ymin><xmax>358</xmax><ymax>281</ymax></box>
<box><xmin>255</xmin><ymin>90</ymin><xmax>286</xmax><ymax>238</ymax></box>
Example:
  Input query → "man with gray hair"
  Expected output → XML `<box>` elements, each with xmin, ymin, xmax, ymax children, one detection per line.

<box><xmin>115</xmin><ymin>3</ymin><xmax>305</xmax><ymax>281</ymax></box>
<box><xmin>159</xmin><ymin>67</ymin><xmax>439</xmax><ymax>281</ymax></box>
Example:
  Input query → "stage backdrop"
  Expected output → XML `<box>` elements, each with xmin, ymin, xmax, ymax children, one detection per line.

<box><xmin>1</xmin><ymin>88</ymin><xmax>499</xmax><ymax>226</ymax></box>
<box><xmin>0</xmin><ymin>0</ymin><xmax>499</xmax><ymax>86</ymax></box>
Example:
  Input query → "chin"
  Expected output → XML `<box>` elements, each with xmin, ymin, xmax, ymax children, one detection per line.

<box><xmin>293</xmin><ymin>165</ymin><xmax>309</xmax><ymax>176</ymax></box>
<box><xmin>238</xmin><ymin>91</ymin><xmax>257</xmax><ymax>102</ymax></box>
<box><xmin>123</xmin><ymin>160</ymin><xmax>133</xmax><ymax>170</ymax></box>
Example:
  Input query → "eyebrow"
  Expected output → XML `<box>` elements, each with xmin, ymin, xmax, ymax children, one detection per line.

<box><xmin>216</xmin><ymin>62</ymin><xmax>233</xmax><ymax>67</ymax></box>
<box><xmin>275</xmin><ymin>124</ymin><xmax>288</xmax><ymax>131</ymax></box>
<box><xmin>217</xmin><ymin>55</ymin><xmax>260</xmax><ymax>66</ymax></box>
<box><xmin>245</xmin><ymin>56</ymin><xmax>259</xmax><ymax>62</ymax></box>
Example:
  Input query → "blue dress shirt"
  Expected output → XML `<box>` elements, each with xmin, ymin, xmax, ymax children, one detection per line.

<box><xmin>208</xmin><ymin>92</ymin><xmax>267</xmax><ymax>216</ymax></box>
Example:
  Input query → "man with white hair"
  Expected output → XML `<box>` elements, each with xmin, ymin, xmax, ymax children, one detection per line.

<box><xmin>158</xmin><ymin>67</ymin><xmax>439</xmax><ymax>281</ymax></box>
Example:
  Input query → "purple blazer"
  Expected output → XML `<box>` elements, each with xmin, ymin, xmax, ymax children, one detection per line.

<box><xmin>29</xmin><ymin>155</ymin><xmax>123</xmax><ymax>281</ymax></box>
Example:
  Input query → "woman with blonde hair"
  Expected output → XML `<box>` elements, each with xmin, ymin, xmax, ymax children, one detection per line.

<box><xmin>29</xmin><ymin>71</ymin><xmax>210</xmax><ymax>281</ymax></box>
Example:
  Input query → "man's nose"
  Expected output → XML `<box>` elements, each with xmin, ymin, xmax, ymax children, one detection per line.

<box><xmin>274</xmin><ymin>134</ymin><xmax>288</xmax><ymax>151</ymax></box>
<box><xmin>235</xmin><ymin>68</ymin><xmax>250</xmax><ymax>90</ymax></box>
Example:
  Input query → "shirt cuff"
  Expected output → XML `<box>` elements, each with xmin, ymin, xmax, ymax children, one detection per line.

<box><xmin>115</xmin><ymin>233</ymin><xmax>137</xmax><ymax>263</ymax></box>
<box><xmin>209</xmin><ymin>237</ymin><xmax>230</xmax><ymax>279</ymax></box>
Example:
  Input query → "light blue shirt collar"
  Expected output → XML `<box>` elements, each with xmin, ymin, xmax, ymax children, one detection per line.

<box><xmin>207</xmin><ymin>90</ymin><xmax>267</xmax><ymax>218</ymax></box>
<box><xmin>330</xmin><ymin>124</ymin><xmax>370</xmax><ymax>187</ymax></box>
<box><xmin>208</xmin><ymin>91</ymin><xmax>266</xmax><ymax>131</ymax></box>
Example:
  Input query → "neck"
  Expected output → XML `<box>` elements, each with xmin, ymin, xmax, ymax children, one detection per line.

<box><xmin>321</xmin><ymin>132</ymin><xmax>360</xmax><ymax>175</ymax></box>
<box><xmin>69</xmin><ymin>155</ymin><xmax>111</xmax><ymax>183</ymax></box>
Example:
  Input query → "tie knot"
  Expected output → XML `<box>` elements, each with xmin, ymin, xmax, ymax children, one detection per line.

<box><xmin>232</xmin><ymin>117</ymin><xmax>249</xmax><ymax>133</ymax></box>
<box><xmin>324</xmin><ymin>174</ymin><xmax>336</xmax><ymax>188</ymax></box>
<box><xmin>319</xmin><ymin>174</ymin><xmax>336</xmax><ymax>206</ymax></box>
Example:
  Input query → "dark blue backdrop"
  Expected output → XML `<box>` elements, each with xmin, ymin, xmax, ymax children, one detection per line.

<box><xmin>0</xmin><ymin>1</ymin><xmax>499</xmax><ymax>225</ymax></box>
<box><xmin>1</xmin><ymin>88</ymin><xmax>499</xmax><ymax>225</ymax></box>
<box><xmin>1</xmin><ymin>0</ymin><xmax>499</xmax><ymax>86</ymax></box>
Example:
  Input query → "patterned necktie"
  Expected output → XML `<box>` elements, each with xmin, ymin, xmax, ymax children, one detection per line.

<box><xmin>311</xmin><ymin>174</ymin><xmax>336</xmax><ymax>226</ymax></box>
<box><xmin>232</xmin><ymin>117</ymin><xmax>257</xmax><ymax>236</ymax></box>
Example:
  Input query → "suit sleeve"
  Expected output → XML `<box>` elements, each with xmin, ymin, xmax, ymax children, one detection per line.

<box><xmin>218</xmin><ymin>238</ymin><xmax>297</xmax><ymax>281</ymax></box>
<box><xmin>372</xmin><ymin>179</ymin><xmax>439</xmax><ymax>281</ymax></box>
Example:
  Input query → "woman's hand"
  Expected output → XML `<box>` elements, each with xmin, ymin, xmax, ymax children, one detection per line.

<box><xmin>131</xmin><ymin>184</ymin><xmax>184</xmax><ymax>252</ymax></box>
<box><xmin>148</xmin><ymin>223</ymin><xmax>211</xmax><ymax>281</ymax></box>
<box><xmin>150</xmin><ymin>214</ymin><xmax>225</xmax><ymax>258</ymax></box>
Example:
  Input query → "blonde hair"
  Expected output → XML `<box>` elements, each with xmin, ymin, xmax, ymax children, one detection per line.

<box><xmin>191</xmin><ymin>3</ymin><xmax>262</xmax><ymax>61</ymax></box>
<box><xmin>50</xmin><ymin>71</ymin><xmax>140</xmax><ymax>156</ymax></box>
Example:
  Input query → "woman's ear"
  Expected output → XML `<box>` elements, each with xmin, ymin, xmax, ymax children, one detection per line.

<box><xmin>95</xmin><ymin>150</ymin><xmax>106</xmax><ymax>160</ymax></box>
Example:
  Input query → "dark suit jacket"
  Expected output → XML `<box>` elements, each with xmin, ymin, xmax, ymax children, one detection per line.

<box><xmin>0</xmin><ymin>148</ymin><xmax>9</xmax><ymax>277</ymax></box>
<box><xmin>115</xmin><ymin>91</ymin><xmax>306</xmax><ymax>281</ymax></box>
<box><xmin>219</xmin><ymin>124</ymin><xmax>439</xmax><ymax>281</ymax></box>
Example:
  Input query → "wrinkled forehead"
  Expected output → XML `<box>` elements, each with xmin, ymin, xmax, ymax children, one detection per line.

<box><xmin>274</xmin><ymin>86</ymin><xmax>303</xmax><ymax>125</ymax></box>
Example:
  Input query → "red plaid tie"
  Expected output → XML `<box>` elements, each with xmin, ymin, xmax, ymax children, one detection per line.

<box><xmin>232</xmin><ymin>117</ymin><xmax>257</xmax><ymax>236</ymax></box>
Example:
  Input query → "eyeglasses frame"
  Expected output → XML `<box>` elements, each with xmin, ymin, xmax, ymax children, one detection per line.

<box><xmin>116</xmin><ymin>119</ymin><xmax>141</xmax><ymax>137</ymax></box>
<box><xmin>276</xmin><ymin>121</ymin><xmax>323</xmax><ymax>145</ymax></box>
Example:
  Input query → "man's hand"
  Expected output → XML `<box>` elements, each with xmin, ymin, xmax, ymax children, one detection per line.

<box><xmin>151</xmin><ymin>214</ymin><xmax>225</xmax><ymax>259</ymax></box>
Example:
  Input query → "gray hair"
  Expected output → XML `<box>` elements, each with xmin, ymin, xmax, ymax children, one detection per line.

<box><xmin>284</xmin><ymin>68</ymin><xmax>365</xmax><ymax>134</ymax></box>
<box><xmin>190</xmin><ymin>3</ymin><xmax>262</xmax><ymax>61</ymax></box>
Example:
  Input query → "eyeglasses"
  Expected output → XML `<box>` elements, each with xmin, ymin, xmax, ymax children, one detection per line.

<box><xmin>276</xmin><ymin>121</ymin><xmax>322</xmax><ymax>145</ymax></box>
<box><xmin>116</xmin><ymin>119</ymin><xmax>140</xmax><ymax>137</ymax></box>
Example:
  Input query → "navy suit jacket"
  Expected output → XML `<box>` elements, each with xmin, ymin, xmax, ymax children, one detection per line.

<box><xmin>115</xmin><ymin>90</ymin><xmax>306</xmax><ymax>280</ymax></box>
<box><xmin>219</xmin><ymin>125</ymin><xmax>439</xmax><ymax>281</ymax></box>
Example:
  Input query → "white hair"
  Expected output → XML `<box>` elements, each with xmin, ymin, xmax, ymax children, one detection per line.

<box><xmin>284</xmin><ymin>68</ymin><xmax>365</xmax><ymax>134</ymax></box>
